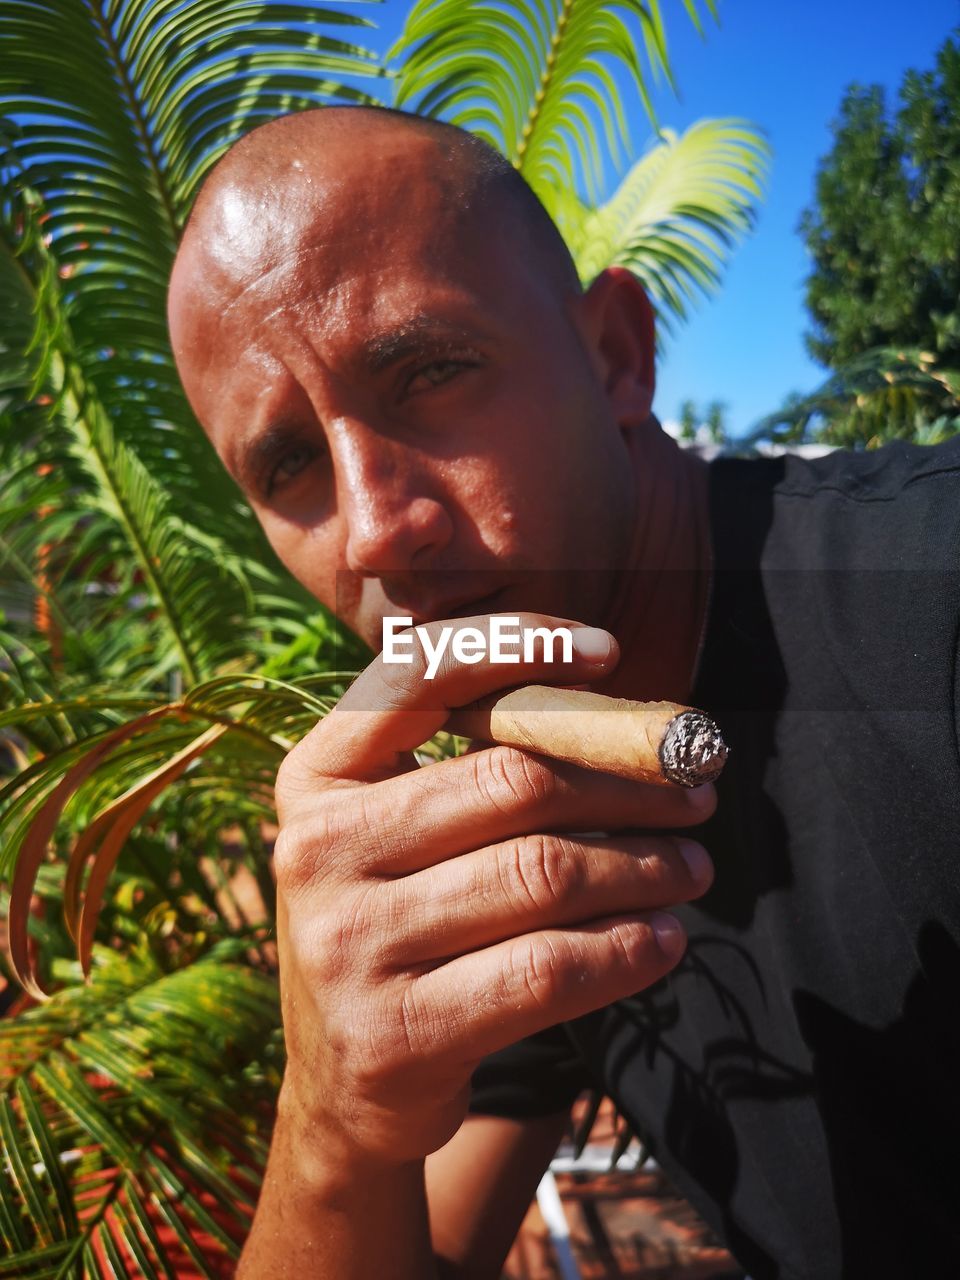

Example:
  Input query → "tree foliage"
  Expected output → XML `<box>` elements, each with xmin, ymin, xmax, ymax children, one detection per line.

<box><xmin>676</xmin><ymin>397</ymin><xmax>726</xmax><ymax>444</ymax></box>
<box><xmin>750</xmin><ymin>345</ymin><xmax>960</xmax><ymax>450</ymax></box>
<box><xmin>801</xmin><ymin>31</ymin><xmax>960</xmax><ymax>369</ymax></box>
<box><xmin>771</xmin><ymin>28</ymin><xmax>960</xmax><ymax>446</ymax></box>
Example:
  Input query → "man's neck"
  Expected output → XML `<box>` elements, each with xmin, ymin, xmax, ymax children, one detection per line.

<box><xmin>599</xmin><ymin>423</ymin><xmax>712</xmax><ymax>706</ymax></box>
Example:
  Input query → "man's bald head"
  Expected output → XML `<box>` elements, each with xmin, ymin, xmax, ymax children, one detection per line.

<box><xmin>177</xmin><ymin>105</ymin><xmax>581</xmax><ymax>303</ymax></box>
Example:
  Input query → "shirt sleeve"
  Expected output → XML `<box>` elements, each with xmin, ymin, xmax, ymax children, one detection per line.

<box><xmin>468</xmin><ymin>1022</ymin><xmax>593</xmax><ymax>1119</ymax></box>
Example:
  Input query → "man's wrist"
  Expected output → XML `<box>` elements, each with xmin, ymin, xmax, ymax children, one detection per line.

<box><xmin>238</xmin><ymin>1079</ymin><xmax>436</xmax><ymax>1280</ymax></box>
<box><xmin>274</xmin><ymin>1073</ymin><xmax>425</xmax><ymax>1198</ymax></box>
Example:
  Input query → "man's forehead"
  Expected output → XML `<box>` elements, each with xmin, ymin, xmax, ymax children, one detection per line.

<box><xmin>203</xmin><ymin>214</ymin><xmax>495</xmax><ymax>365</ymax></box>
<box><xmin>194</xmin><ymin>133</ymin><xmax>466</xmax><ymax>293</ymax></box>
<box><xmin>173</xmin><ymin>168</ymin><xmax>484</xmax><ymax>393</ymax></box>
<box><xmin>200</xmin><ymin>138</ymin><xmax>527</xmax><ymax>334</ymax></box>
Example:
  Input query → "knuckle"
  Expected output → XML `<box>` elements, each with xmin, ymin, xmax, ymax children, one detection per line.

<box><xmin>630</xmin><ymin>836</ymin><xmax>701</xmax><ymax>896</ymax></box>
<box><xmin>376</xmin><ymin>656</ymin><xmax>426</xmax><ymax>706</ymax></box>
<box><xmin>272</xmin><ymin>821</ymin><xmax>311</xmax><ymax>891</ymax></box>
<box><xmin>273</xmin><ymin>799</ymin><xmax>370</xmax><ymax>894</ymax></box>
<box><xmin>273</xmin><ymin>810</ymin><xmax>340</xmax><ymax>892</ymax></box>
<box><xmin>631</xmin><ymin>839</ymin><xmax>680</xmax><ymax>891</ymax></box>
<box><xmin>372</xmin><ymin>626</ymin><xmax>436</xmax><ymax>693</ymax></box>
<box><xmin>295</xmin><ymin>915</ymin><xmax>410</xmax><ymax>1051</ymax></box>
<box><xmin>274</xmin><ymin>740</ymin><xmax>341</xmax><ymax>828</ymax></box>
<box><xmin>274</xmin><ymin>745</ymin><xmax>302</xmax><ymax>798</ymax></box>
<box><xmin>341</xmin><ymin>1018</ymin><xmax>394</xmax><ymax>1088</ymax></box>
<box><xmin>475</xmin><ymin>745</ymin><xmax>559</xmax><ymax>815</ymax></box>
<box><xmin>288</xmin><ymin>893</ymin><xmax>374</xmax><ymax>984</ymax></box>
<box><xmin>502</xmin><ymin>833</ymin><xmax>580</xmax><ymax>912</ymax></box>
<box><xmin>607</xmin><ymin>919</ymin><xmax>649</xmax><ymax>968</ymax></box>
<box><xmin>328</xmin><ymin>885</ymin><xmax>380</xmax><ymax>960</ymax></box>
<box><xmin>396</xmin><ymin>983</ymin><xmax>433</xmax><ymax>1061</ymax></box>
<box><xmin>347</xmin><ymin>787</ymin><xmax>395</xmax><ymax>866</ymax></box>
<box><xmin>275</xmin><ymin>736</ymin><xmax>329</xmax><ymax>803</ymax></box>
<box><xmin>509</xmin><ymin>935</ymin><xmax>564</xmax><ymax>1011</ymax></box>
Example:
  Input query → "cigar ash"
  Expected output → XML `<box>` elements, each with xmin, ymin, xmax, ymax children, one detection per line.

<box><xmin>658</xmin><ymin>710</ymin><xmax>728</xmax><ymax>786</ymax></box>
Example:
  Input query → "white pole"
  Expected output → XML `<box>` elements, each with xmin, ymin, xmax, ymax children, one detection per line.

<box><xmin>535</xmin><ymin>1169</ymin><xmax>581</xmax><ymax>1280</ymax></box>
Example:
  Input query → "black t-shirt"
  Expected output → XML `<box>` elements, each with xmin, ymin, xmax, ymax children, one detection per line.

<box><xmin>470</xmin><ymin>440</ymin><xmax>960</xmax><ymax>1280</ymax></box>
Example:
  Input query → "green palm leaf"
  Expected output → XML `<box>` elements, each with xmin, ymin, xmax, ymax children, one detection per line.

<box><xmin>1</xmin><ymin>198</ymin><xmax>257</xmax><ymax>689</ymax></box>
<box><xmin>390</xmin><ymin>4</ymin><xmax>768</xmax><ymax>337</ymax></box>
<box><xmin>392</xmin><ymin>0</ymin><xmax>717</xmax><ymax>202</ymax></box>
<box><xmin>0</xmin><ymin>673</ymin><xmax>353</xmax><ymax>993</ymax></box>
<box><xmin>1</xmin><ymin>184</ymin><xmax>337</xmax><ymax>696</ymax></box>
<box><xmin>0</xmin><ymin>0</ymin><xmax>374</xmax><ymax>697</ymax></box>
<box><xmin>563</xmin><ymin>119</ymin><xmax>770</xmax><ymax>327</ymax></box>
<box><xmin>0</xmin><ymin>937</ymin><xmax>281</xmax><ymax>1277</ymax></box>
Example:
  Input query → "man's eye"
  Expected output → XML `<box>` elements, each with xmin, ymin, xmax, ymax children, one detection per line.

<box><xmin>266</xmin><ymin>444</ymin><xmax>315</xmax><ymax>494</ymax></box>
<box><xmin>406</xmin><ymin>359</ymin><xmax>470</xmax><ymax>394</ymax></box>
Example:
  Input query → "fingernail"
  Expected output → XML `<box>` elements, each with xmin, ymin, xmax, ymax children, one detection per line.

<box><xmin>678</xmin><ymin>839</ymin><xmax>713</xmax><ymax>886</ymax></box>
<box><xmin>572</xmin><ymin>627</ymin><xmax>613</xmax><ymax>663</ymax></box>
<box><xmin>686</xmin><ymin>783</ymin><xmax>716</xmax><ymax>815</ymax></box>
<box><xmin>651</xmin><ymin>911</ymin><xmax>686</xmax><ymax>959</ymax></box>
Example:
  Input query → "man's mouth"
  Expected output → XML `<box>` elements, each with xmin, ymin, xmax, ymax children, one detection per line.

<box><xmin>390</xmin><ymin>586</ymin><xmax>508</xmax><ymax>627</ymax></box>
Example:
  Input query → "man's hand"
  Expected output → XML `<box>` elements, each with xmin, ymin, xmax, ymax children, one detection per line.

<box><xmin>272</xmin><ymin>615</ymin><xmax>715</xmax><ymax>1173</ymax></box>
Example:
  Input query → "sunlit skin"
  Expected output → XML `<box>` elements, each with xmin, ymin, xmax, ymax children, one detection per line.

<box><xmin>169</xmin><ymin>109</ymin><xmax>711</xmax><ymax>702</ymax></box>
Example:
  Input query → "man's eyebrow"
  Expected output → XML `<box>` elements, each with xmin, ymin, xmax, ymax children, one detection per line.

<box><xmin>360</xmin><ymin>316</ymin><xmax>478</xmax><ymax>374</ymax></box>
<box><xmin>231</xmin><ymin>421</ymin><xmax>305</xmax><ymax>490</ymax></box>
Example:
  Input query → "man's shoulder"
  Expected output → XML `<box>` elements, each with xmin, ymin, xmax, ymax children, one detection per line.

<box><xmin>768</xmin><ymin>435</ymin><xmax>960</xmax><ymax>503</ymax></box>
<box><xmin>710</xmin><ymin>435</ymin><xmax>960</xmax><ymax>502</ymax></box>
<box><xmin>708</xmin><ymin>438</ymin><xmax>960</xmax><ymax>572</ymax></box>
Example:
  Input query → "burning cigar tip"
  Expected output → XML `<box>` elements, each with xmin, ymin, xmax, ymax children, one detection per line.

<box><xmin>658</xmin><ymin>710</ymin><xmax>729</xmax><ymax>787</ymax></box>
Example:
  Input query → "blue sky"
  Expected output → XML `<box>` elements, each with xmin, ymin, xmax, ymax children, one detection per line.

<box><xmin>364</xmin><ymin>0</ymin><xmax>959</xmax><ymax>438</ymax></box>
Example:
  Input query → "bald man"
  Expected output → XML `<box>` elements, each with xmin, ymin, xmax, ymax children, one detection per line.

<box><xmin>168</xmin><ymin>107</ymin><xmax>960</xmax><ymax>1280</ymax></box>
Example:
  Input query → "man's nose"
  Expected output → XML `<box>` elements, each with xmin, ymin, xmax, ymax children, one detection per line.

<box><xmin>335</xmin><ymin>427</ymin><xmax>454</xmax><ymax>576</ymax></box>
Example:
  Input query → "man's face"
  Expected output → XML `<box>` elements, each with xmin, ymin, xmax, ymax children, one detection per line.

<box><xmin>169</xmin><ymin>128</ymin><xmax>640</xmax><ymax>648</ymax></box>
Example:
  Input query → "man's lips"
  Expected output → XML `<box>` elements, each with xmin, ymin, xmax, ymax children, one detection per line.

<box><xmin>392</xmin><ymin>587</ymin><xmax>507</xmax><ymax>626</ymax></box>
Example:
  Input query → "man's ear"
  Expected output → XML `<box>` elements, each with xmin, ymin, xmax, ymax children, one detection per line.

<box><xmin>575</xmin><ymin>267</ymin><xmax>656</xmax><ymax>429</ymax></box>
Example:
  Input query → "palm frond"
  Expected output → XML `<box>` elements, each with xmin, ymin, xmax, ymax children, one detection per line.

<box><xmin>4</xmin><ymin>210</ymin><xmax>247</xmax><ymax>685</ymax></box>
<box><xmin>1</xmin><ymin>185</ymin><xmax>334</xmax><ymax>693</ymax></box>
<box><xmin>0</xmin><ymin>935</ymin><xmax>281</xmax><ymax>1277</ymax></box>
<box><xmin>1</xmin><ymin>673</ymin><xmax>350</xmax><ymax>995</ymax></box>
<box><xmin>391</xmin><ymin>0</ymin><xmax>717</xmax><ymax>202</ymax></box>
<box><xmin>563</xmin><ymin>119</ymin><xmax>770</xmax><ymax>330</ymax></box>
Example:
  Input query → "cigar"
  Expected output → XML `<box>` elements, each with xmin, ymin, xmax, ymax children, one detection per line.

<box><xmin>454</xmin><ymin>685</ymin><xmax>728</xmax><ymax>787</ymax></box>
